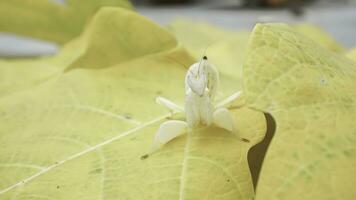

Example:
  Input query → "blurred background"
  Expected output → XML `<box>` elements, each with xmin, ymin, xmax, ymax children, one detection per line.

<box><xmin>1</xmin><ymin>0</ymin><xmax>356</xmax><ymax>57</ymax></box>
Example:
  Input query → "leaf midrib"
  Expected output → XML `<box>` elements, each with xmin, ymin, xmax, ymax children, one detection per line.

<box><xmin>178</xmin><ymin>130</ymin><xmax>191</xmax><ymax>200</ymax></box>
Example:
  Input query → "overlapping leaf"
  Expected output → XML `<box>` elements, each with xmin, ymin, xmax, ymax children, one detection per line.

<box><xmin>243</xmin><ymin>23</ymin><xmax>356</xmax><ymax>200</ymax></box>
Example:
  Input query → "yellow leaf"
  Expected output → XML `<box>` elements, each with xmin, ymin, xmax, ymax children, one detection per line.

<box><xmin>0</xmin><ymin>8</ymin><xmax>266</xmax><ymax>200</ymax></box>
<box><xmin>0</xmin><ymin>7</ymin><xmax>180</xmax><ymax>97</ymax></box>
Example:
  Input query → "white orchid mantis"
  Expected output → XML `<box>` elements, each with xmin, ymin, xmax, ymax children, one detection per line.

<box><xmin>148</xmin><ymin>56</ymin><xmax>244</xmax><ymax>155</ymax></box>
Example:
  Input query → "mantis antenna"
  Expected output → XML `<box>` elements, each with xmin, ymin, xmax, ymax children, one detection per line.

<box><xmin>197</xmin><ymin>43</ymin><xmax>214</xmax><ymax>75</ymax></box>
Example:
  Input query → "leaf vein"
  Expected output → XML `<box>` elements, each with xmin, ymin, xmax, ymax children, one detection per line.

<box><xmin>0</xmin><ymin>113</ymin><xmax>171</xmax><ymax>195</ymax></box>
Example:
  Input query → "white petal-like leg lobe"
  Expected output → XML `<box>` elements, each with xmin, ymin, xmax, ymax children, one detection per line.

<box><xmin>155</xmin><ymin>96</ymin><xmax>184</xmax><ymax>113</ymax></box>
<box><xmin>185</xmin><ymin>90</ymin><xmax>200</xmax><ymax>128</ymax></box>
<box><xmin>150</xmin><ymin>120</ymin><xmax>188</xmax><ymax>153</ymax></box>
<box><xmin>213</xmin><ymin>107</ymin><xmax>236</xmax><ymax>132</ymax></box>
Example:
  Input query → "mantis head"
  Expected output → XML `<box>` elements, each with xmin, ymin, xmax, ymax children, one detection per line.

<box><xmin>186</xmin><ymin>56</ymin><xmax>208</xmax><ymax>96</ymax></box>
